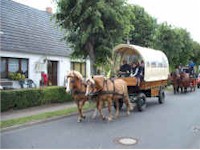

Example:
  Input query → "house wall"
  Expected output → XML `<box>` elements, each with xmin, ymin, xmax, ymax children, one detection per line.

<box><xmin>0</xmin><ymin>51</ymin><xmax>91</xmax><ymax>87</ymax></box>
<box><xmin>0</xmin><ymin>51</ymin><xmax>70</xmax><ymax>87</ymax></box>
<box><xmin>86</xmin><ymin>59</ymin><xmax>91</xmax><ymax>77</ymax></box>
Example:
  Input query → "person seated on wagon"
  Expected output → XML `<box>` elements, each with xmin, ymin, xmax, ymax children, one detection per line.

<box><xmin>178</xmin><ymin>64</ymin><xmax>184</xmax><ymax>73</ymax></box>
<box><xmin>138</xmin><ymin>60</ymin><xmax>145</xmax><ymax>81</ymax></box>
<box><xmin>118</xmin><ymin>60</ymin><xmax>131</xmax><ymax>77</ymax></box>
<box><xmin>130</xmin><ymin>62</ymin><xmax>139</xmax><ymax>77</ymax></box>
<box><xmin>130</xmin><ymin>62</ymin><xmax>141</xmax><ymax>86</ymax></box>
<box><xmin>188</xmin><ymin>60</ymin><xmax>195</xmax><ymax>76</ymax></box>
<box><xmin>130</xmin><ymin>60</ymin><xmax>145</xmax><ymax>86</ymax></box>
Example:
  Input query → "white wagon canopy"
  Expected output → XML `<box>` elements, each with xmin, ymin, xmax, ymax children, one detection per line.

<box><xmin>113</xmin><ymin>44</ymin><xmax>169</xmax><ymax>82</ymax></box>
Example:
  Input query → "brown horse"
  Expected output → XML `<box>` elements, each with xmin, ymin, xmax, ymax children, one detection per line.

<box><xmin>85</xmin><ymin>75</ymin><xmax>133</xmax><ymax>121</ymax></box>
<box><xmin>180</xmin><ymin>72</ymin><xmax>196</xmax><ymax>92</ymax></box>
<box><xmin>170</xmin><ymin>72</ymin><xmax>182</xmax><ymax>94</ymax></box>
<box><xmin>66</xmin><ymin>70</ymin><xmax>88</xmax><ymax>122</ymax></box>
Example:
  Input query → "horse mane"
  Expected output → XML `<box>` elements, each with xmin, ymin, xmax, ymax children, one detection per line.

<box><xmin>86</xmin><ymin>76</ymin><xmax>104</xmax><ymax>90</ymax></box>
<box><xmin>86</xmin><ymin>77</ymin><xmax>95</xmax><ymax>85</ymax></box>
<box><xmin>67</xmin><ymin>70</ymin><xmax>83</xmax><ymax>80</ymax></box>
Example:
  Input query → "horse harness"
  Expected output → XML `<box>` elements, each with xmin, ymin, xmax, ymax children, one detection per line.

<box><xmin>90</xmin><ymin>78</ymin><xmax>125</xmax><ymax>98</ymax></box>
<box><xmin>73</xmin><ymin>82</ymin><xmax>86</xmax><ymax>95</ymax></box>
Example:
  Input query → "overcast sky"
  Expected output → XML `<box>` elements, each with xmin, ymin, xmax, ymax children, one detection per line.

<box><xmin>13</xmin><ymin>0</ymin><xmax>200</xmax><ymax>43</ymax></box>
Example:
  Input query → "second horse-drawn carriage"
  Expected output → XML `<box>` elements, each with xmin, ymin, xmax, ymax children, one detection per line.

<box><xmin>112</xmin><ymin>44</ymin><xmax>170</xmax><ymax>111</ymax></box>
<box><xmin>170</xmin><ymin>66</ymin><xmax>197</xmax><ymax>94</ymax></box>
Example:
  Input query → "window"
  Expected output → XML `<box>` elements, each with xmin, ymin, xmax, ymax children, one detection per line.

<box><xmin>21</xmin><ymin>59</ymin><xmax>28</xmax><ymax>77</ymax></box>
<box><xmin>9</xmin><ymin>58</ymin><xmax>19</xmax><ymax>73</ymax></box>
<box><xmin>151</xmin><ymin>62</ymin><xmax>157</xmax><ymax>68</ymax></box>
<box><xmin>146</xmin><ymin>61</ymin><xmax>150</xmax><ymax>67</ymax></box>
<box><xmin>0</xmin><ymin>58</ymin><xmax>6</xmax><ymax>78</ymax></box>
<box><xmin>71</xmin><ymin>62</ymin><xmax>86</xmax><ymax>77</ymax></box>
<box><xmin>158</xmin><ymin>62</ymin><xmax>163</xmax><ymax>68</ymax></box>
<box><xmin>0</xmin><ymin>57</ymin><xmax>29</xmax><ymax>78</ymax></box>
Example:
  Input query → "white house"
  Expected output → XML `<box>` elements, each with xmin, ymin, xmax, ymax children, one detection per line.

<box><xmin>0</xmin><ymin>0</ymin><xmax>90</xmax><ymax>88</ymax></box>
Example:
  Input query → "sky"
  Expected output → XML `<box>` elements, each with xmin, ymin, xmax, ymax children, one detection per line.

<box><xmin>128</xmin><ymin>0</ymin><xmax>200</xmax><ymax>43</ymax></box>
<box><xmin>13</xmin><ymin>0</ymin><xmax>200</xmax><ymax>43</ymax></box>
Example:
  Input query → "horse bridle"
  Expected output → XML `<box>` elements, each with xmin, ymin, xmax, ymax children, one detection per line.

<box><xmin>86</xmin><ymin>77</ymin><xmax>105</xmax><ymax>96</ymax></box>
<box><xmin>67</xmin><ymin>75</ymin><xmax>85</xmax><ymax>95</ymax></box>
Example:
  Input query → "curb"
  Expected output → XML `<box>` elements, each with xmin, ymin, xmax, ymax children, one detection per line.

<box><xmin>0</xmin><ymin>109</ymin><xmax>94</xmax><ymax>133</ymax></box>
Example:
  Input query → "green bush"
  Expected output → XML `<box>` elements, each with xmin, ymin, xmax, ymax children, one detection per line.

<box><xmin>8</xmin><ymin>72</ymin><xmax>25</xmax><ymax>80</ymax></box>
<box><xmin>0</xmin><ymin>86</ymin><xmax>72</xmax><ymax>112</ymax></box>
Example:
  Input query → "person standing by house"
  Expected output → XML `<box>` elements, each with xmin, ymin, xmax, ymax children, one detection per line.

<box><xmin>41</xmin><ymin>72</ymin><xmax>48</xmax><ymax>86</ymax></box>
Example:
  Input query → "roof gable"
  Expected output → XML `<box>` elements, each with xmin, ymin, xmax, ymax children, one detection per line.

<box><xmin>0</xmin><ymin>0</ymin><xmax>71</xmax><ymax>57</ymax></box>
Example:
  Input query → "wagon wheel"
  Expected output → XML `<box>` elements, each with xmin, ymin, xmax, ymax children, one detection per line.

<box><xmin>158</xmin><ymin>88</ymin><xmax>165</xmax><ymax>104</ymax></box>
<box><xmin>137</xmin><ymin>93</ymin><xmax>146</xmax><ymax>111</ymax></box>
<box><xmin>113</xmin><ymin>99</ymin><xmax>123</xmax><ymax>110</ymax></box>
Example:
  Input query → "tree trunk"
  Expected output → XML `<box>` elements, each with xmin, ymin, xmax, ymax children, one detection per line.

<box><xmin>87</xmin><ymin>42</ymin><xmax>96</xmax><ymax>75</ymax></box>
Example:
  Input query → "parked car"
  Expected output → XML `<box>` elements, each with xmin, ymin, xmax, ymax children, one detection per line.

<box><xmin>197</xmin><ymin>73</ymin><xmax>200</xmax><ymax>88</ymax></box>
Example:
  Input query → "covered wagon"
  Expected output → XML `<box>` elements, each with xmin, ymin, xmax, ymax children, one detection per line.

<box><xmin>113</xmin><ymin>44</ymin><xmax>169</xmax><ymax>111</ymax></box>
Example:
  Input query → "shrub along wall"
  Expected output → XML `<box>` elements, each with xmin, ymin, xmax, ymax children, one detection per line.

<box><xmin>0</xmin><ymin>86</ymin><xmax>72</xmax><ymax>112</ymax></box>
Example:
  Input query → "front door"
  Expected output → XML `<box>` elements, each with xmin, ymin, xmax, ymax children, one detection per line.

<box><xmin>47</xmin><ymin>61</ymin><xmax>58</xmax><ymax>86</ymax></box>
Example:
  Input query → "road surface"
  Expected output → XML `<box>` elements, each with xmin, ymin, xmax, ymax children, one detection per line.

<box><xmin>1</xmin><ymin>90</ymin><xmax>200</xmax><ymax>148</ymax></box>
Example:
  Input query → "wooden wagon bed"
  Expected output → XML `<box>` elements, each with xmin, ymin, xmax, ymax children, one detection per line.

<box><xmin>120</xmin><ymin>77</ymin><xmax>168</xmax><ymax>97</ymax></box>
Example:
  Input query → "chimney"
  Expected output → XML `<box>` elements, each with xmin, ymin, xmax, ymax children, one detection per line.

<box><xmin>46</xmin><ymin>7</ymin><xmax>53</xmax><ymax>14</ymax></box>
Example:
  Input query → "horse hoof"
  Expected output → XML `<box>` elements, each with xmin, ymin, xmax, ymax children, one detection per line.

<box><xmin>102</xmin><ymin>116</ymin><xmax>106</xmax><ymax>120</ymax></box>
<box><xmin>82</xmin><ymin>115</ymin><xmax>86</xmax><ymax>119</ymax></box>
<box><xmin>77</xmin><ymin>118</ymin><xmax>82</xmax><ymax>123</ymax></box>
<box><xmin>127</xmin><ymin>111</ymin><xmax>130</xmax><ymax>116</ymax></box>
<box><xmin>107</xmin><ymin>117</ymin><xmax>113</xmax><ymax>121</ymax></box>
<box><xmin>129</xmin><ymin>106</ymin><xmax>134</xmax><ymax>111</ymax></box>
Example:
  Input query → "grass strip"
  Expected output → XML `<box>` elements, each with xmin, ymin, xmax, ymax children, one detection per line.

<box><xmin>0</xmin><ymin>102</ymin><xmax>95</xmax><ymax>129</ymax></box>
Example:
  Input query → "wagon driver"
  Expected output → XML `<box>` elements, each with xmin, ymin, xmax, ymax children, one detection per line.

<box><xmin>118</xmin><ymin>59</ymin><xmax>131</xmax><ymax>77</ymax></box>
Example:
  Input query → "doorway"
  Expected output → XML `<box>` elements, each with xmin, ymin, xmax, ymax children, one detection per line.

<box><xmin>47</xmin><ymin>60</ymin><xmax>58</xmax><ymax>86</ymax></box>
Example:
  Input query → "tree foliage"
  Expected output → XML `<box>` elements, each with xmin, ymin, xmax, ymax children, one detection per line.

<box><xmin>190</xmin><ymin>41</ymin><xmax>200</xmax><ymax>68</ymax></box>
<box><xmin>54</xmin><ymin>1</ymin><xmax>200</xmax><ymax>73</ymax></box>
<box><xmin>54</xmin><ymin>0</ymin><xmax>134</xmax><ymax>74</ymax></box>
<box><xmin>129</xmin><ymin>5</ymin><xmax>157</xmax><ymax>47</ymax></box>
<box><xmin>153</xmin><ymin>23</ymin><xmax>182</xmax><ymax>67</ymax></box>
<box><xmin>153</xmin><ymin>23</ymin><xmax>199</xmax><ymax>69</ymax></box>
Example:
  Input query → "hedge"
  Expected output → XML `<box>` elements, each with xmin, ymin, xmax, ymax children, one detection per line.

<box><xmin>0</xmin><ymin>86</ymin><xmax>72</xmax><ymax>112</ymax></box>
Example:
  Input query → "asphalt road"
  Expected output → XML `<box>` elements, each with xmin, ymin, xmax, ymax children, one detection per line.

<box><xmin>1</xmin><ymin>89</ymin><xmax>200</xmax><ymax>149</ymax></box>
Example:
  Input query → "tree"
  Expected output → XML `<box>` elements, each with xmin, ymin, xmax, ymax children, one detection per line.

<box><xmin>153</xmin><ymin>23</ymin><xmax>180</xmax><ymax>67</ymax></box>
<box><xmin>175</xmin><ymin>28</ymin><xmax>193</xmax><ymax>66</ymax></box>
<box><xmin>129</xmin><ymin>5</ymin><xmax>157</xmax><ymax>47</ymax></box>
<box><xmin>190</xmin><ymin>40</ymin><xmax>200</xmax><ymax>68</ymax></box>
<box><xmin>153</xmin><ymin>23</ymin><xmax>196</xmax><ymax>69</ymax></box>
<box><xmin>54</xmin><ymin>0</ymin><xmax>134</xmax><ymax>74</ymax></box>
